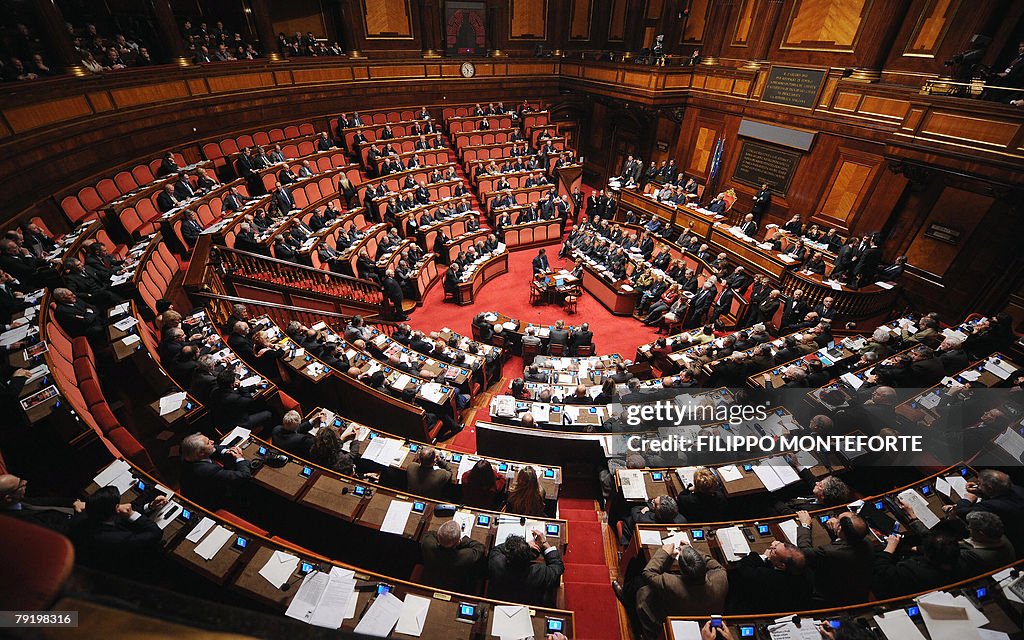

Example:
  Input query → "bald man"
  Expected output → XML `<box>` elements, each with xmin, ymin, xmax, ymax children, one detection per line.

<box><xmin>796</xmin><ymin>509</ymin><xmax>873</xmax><ymax>605</ymax></box>
<box><xmin>419</xmin><ymin>519</ymin><xmax>486</xmax><ymax>592</ymax></box>
<box><xmin>406</xmin><ymin>447</ymin><xmax>451</xmax><ymax>499</ymax></box>
<box><xmin>0</xmin><ymin>473</ymin><xmax>84</xmax><ymax>533</ymax></box>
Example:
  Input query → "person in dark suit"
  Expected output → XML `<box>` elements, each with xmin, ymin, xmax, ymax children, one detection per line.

<box><xmin>420</xmin><ymin>519</ymin><xmax>486</xmax><ymax>593</ymax></box>
<box><xmin>68</xmin><ymin>485</ymin><xmax>164</xmax><ymax>571</ymax></box>
<box><xmin>207</xmin><ymin>369</ymin><xmax>273</xmax><ymax>431</ymax></box>
<box><xmin>738</xmin><ymin>213</ymin><xmax>758</xmax><ymax>238</ymax></box>
<box><xmin>687</xmin><ymin>282</ymin><xmax>715</xmax><ymax>328</ymax></box>
<box><xmin>179</xmin><ymin>433</ymin><xmax>252</xmax><ymax>511</ymax></box>
<box><xmin>727</xmin><ymin>543</ymin><xmax>811</xmax><ymax>613</ymax></box>
<box><xmin>443</xmin><ymin>263</ymin><xmax>461</xmax><ymax>299</ymax></box>
<box><xmin>705</xmin><ymin>193</ymin><xmax>728</xmax><ymax>215</ymax></box>
<box><xmin>751</xmin><ymin>183</ymin><xmax>771</xmax><ymax>222</ymax></box>
<box><xmin>0</xmin><ymin>473</ymin><xmax>83</xmax><ymax>534</ymax></box>
<box><xmin>272</xmin><ymin>182</ymin><xmax>295</xmax><ymax>212</ymax></box>
<box><xmin>629</xmin><ymin>544</ymin><xmax>728</xmax><ymax>638</ymax></box>
<box><xmin>406</xmin><ymin>447</ymin><xmax>451</xmax><ymax>500</ymax></box>
<box><xmin>854</xmin><ymin>238</ymin><xmax>883</xmax><ymax>288</ymax></box>
<box><xmin>779</xmin><ymin>289</ymin><xmax>808</xmax><ymax>329</ymax></box>
<box><xmin>156</xmin><ymin>184</ymin><xmax>181</xmax><ymax>213</ymax></box>
<box><xmin>795</xmin><ymin>509</ymin><xmax>873</xmax><ymax>605</ymax></box>
<box><xmin>710</xmin><ymin>286</ymin><xmax>735</xmax><ymax>324</ymax></box>
<box><xmin>568</xmin><ymin>322</ymin><xmax>593</xmax><ymax>355</ymax></box>
<box><xmin>52</xmin><ymin>288</ymin><xmax>103</xmax><ymax>340</ymax></box>
<box><xmin>63</xmin><ymin>258</ymin><xmax>123</xmax><ymax>308</ymax></box>
<box><xmin>172</xmin><ymin>172</ymin><xmax>196</xmax><ymax>201</ymax></box>
<box><xmin>620</xmin><ymin>495</ymin><xmax>688</xmax><ymax>545</ymax></box>
<box><xmin>488</xmin><ymin>531</ymin><xmax>564</xmax><ymax>607</ymax></box>
<box><xmin>222</xmin><ymin>187</ymin><xmax>246</xmax><ymax>213</ymax></box>
<box><xmin>531</xmin><ymin>248</ymin><xmax>550</xmax><ymax>275</ymax></box>
<box><xmin>271</xmin><ymin>409</ymin><xmax>315</xmax><ymax>458</ymax></box>
<box><xmin>381</xmin><ymin>269</ymin><xmax>408</xmax><ymax>321</ymax></box>
<box><xmin>273</xmin><ymin>236</ymin><xmax>297</xmax><ymax>262</ymax></box>
<box><xmin>179</xmin><ymin>210</ymin><xmax>203</xmax><ymax>249</ymax></box>
<box><xmin>950</xmin><ymin>469</ymin><xmax>1024</xmax><ymax>545</ymax></box>
<box><xmin>831</xmin><ymin>237</ymin><xmax>859</xmax><ymax>281</ymax></box>
<box><xmin>547</xmin><ymin>319</ymin><xmax>570</xmax><ymax>351</ymax></box>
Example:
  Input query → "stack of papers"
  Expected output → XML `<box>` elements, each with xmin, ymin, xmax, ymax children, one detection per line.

<box><xmin>158</xmin><ymin>391</ymin><xmax>188</xmax><ymax>416</ymax></box>
<box><xmin>993</xmin><ymin>428</ymin><xmax>1024</xmax><ymax>463</ymax></box>
<box><xmin>259</xmin><ymin>550</ymin><xmax>300</xmax><ymax>588</ymax></box>
<box><xmin>779</xmin><ymin>519</ymin><xmax>799</xmax><ymax>545</ymax></box>
<box><xmin>766</xmin><ymin>618</ymin><xmax>823</xmax><ymax>640</ymax></box>
<box><xmin>285</xmin><ymin>566</ymin><xmax>357</xmax><ymax>629</ymax></box>
<box><xmin>619</xmin><ymin>469</ymin><xmax>648</xmax><ymax>500</ymax></box>
<box><xmin>669</xmin><ymin>621</ymin><xmax>702</xmax><ymax>640</ymax></box>
<box><xmin>897</xmin><ymin>489</ymin><xmax>940</xmax><ymax>529</ymax></box>
<box><xmin>92</xmin><ymin>460</ymin><xmax>134</xmax><ymax>494</ymax></box>
<box><xmin>380</xmin><ymin>501</ymin><xmax>414</xmax><ymax>535</ymax></box>
<box><xmin>917</xmin><ymin>590</ymin><xmax>989</xmax><ymax>640</ymax></box>
<box><xmin>220</xmin><ymin>426</ymin><xmax>251</xmax><ymax>447</ymax></box>
<box><xmin>193</xmin><ymin>525</ymin><xmax>234</xmax><ymax>560</ymax></box>
<box><xmin>715</xmin><ymin>526</ymin><xmax>751</xmax><ymax>561</ymax></box>
<box><xmin>717</xmin><ymin>465</ymin><xmax>743</xmax><ymax>482</ymax></box>
<box><xmin>983</xmin><ymin>358</ymin><xmax>1016</xmax><ymax>380</ymax></box>
<box><xmin>353</xmin><ymin>591</ymin><xmax>403</xmax><ymax>637</ymax></box>
<box><xmin>752</xmin><ymin>458</ymin><xmax>801</xmax><ymax>492</ymax></box>
<box><xmin>491</xmin><ymin>605</ymin><xmax>534</xmax><ymax>640</ymax></box>
<box><xmin>874</xmin><ymin>608</ymin><xmax>927</xmax><ymax>640</ymax></box>
<box><xmin>495</xmin><ymin>515</ymin><xmax>544</xmax><ymax>545</ymax></box>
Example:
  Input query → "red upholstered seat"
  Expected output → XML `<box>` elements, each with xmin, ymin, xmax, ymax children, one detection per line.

<box><xmin>105</xmin><ymin>429</ymin><xmax>155</xmax><ymax>472</ymax></box>
<box><xmin>92</xmin><ymin>403</ymin><xmax>120</xmax><ymax>435</ymax></box>
<box><xmin>216</xmin><ymin>510</ymin><xmax>270</xmax><ymax>537</ymax></box>
<box><xmin>0</xmin><ymin>518</ymin><xmax>74</xmax><ymax>610</ymax></box>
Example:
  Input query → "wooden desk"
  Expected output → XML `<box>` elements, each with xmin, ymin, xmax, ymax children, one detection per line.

<box><xmin>580</xmin><ymin>262</ymin><xmax>638</xmax><ymax>315</ymax></box>
<box><xmin>709</xmin><ymin>226</ymin><xmax>795</xmax><ymax>280</ymax></box>
<box><xmin>455</xmin><ymin>251</ymin><xmax>509</xmax><ymax>305</ymax></box>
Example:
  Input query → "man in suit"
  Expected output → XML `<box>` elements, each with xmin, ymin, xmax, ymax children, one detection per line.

<box><xmin>271</xmin><ymin>409</ymin><xmax>315</xmax><ymax>458</ymax></box>
<box><xmin>727</xmin><ymin>542</ymin><xmax>811</xmax><ymax>613</ymax></box>
<box><xmin>569</xmin><ymin>322</ymin><xmax>593</xmax><ymax>355</ymax></box>
<box><xmin>172</xmin><ymin>172</ymin><xmax>196</xmax><ymax>201</ymax></box>
<box><xmin>725</xmin><ymin>266</ymin><xmax>753</xmax><ymax>295</ymax></box>
<box><xmin>710</xmin><ymin>286</ymin><xmax>735</xmax><ymax>324</ymax></box>
<box><xmin>751</xmin><ymin>183</ymin><xmax>771</xmax><ymax>222</ymax></box>
<box><xmin>738</xmin><ymin>213</ymin><xmax>758</xmax><ymax>238</ymax></box>
<box><xmin>406</xmin><ymin>447</ymin><xmax>451</xmax><ymax>499</ymax></box>
<box><xmin>854</xmin><ymin>237</ymin><xmax>883</xmax><ymax>288</ymax></box>
<box><xmin>64</xmin><ymin>257</ymin><xmax>123</xmax><ymax>308</ymax></box>
<box><xmin>420</xmin><ymin>519</ymin><xmax>486</xmax><ymax>593</ymax></box>
<box><xmin>0</xmin><ymin>473</ymin><xmax>83</xmax><ymax>534</ymax></box>
<box><xmin>687</xmin><ymin>282</ymin><xmax>716</xmax><ymax>328</ymax></box>
<box><xmin>631</xmin><ymin>543</ymin><xmax>727</xmax><ymax>638</ymax></box>
<box><xmin>950</xmin><ymin>469</ymin><xmax>1024</xmax><ymax>544</ymax></box>
<box><xmin>795</xmin><ymin>509</ymin><xmax>873</xmax><ymax>604</ymax></box>
<box><xmin>780</xmin><ymin>289</ymin><xmax>808</xmax><ymax>329</ymax></box>
<box><xmin>488</xmin><ymin>530</ymin><xmax>564</xmax><ymax>607</ymax></box>
<box><xmin>547</xmin><ymin>319</ymin><xmax>570</xmax><ymax>351</ymax></box>
<box><xmin>831</xmin><ymin>237</ymin><xmax>859</xmax><ymax>281</ymax></box>
<box><xmin>814</xmin><ymin>296</ymin><xmax>837</xmax><ymax>320</ymax></box>
<box><xmin>156</xmin><ymin>184</ymin><xmax>181</xmax><ymax>213</ymax></box>
<box><xmin>179</xmin><ymin>210</ymin><xmax>203</xmax><ymax>248</ymax></box>
<box><xmin>222</xmin><ymin>186</ymin><xmax>246</xmax><ymax>213</ymax></box>
<box><xmin>68</xmin><ymin>485</ymin><xmax>164</xmax><ymax>571</ymax></box>
<box><xmin>532</xmin><ymin>248</ymin><xmax>550</xmax><ymax>275</ymax></box>
<box><xmin>273</xmin><ymin>182</ymin><xmax>295</xmax><ymax>212</ymax></box>
<box><xmin>705</xmin><ymin>193</ymin><xmax>728</xmax><ymax>215</ymax></box>
<box><xmin>53</xmin><ymin>287</ymin><xmax>103</xmax><ymax>340</ymax></box>
<box><xmin>207</xmin><ymin>369</ymin><xmax>274</xmax><ymax>430</ymax></box>
<box><xmin>180</xmin><ymin>433</ymin><xmax>252</xmax><ymax>511</ymax></box>
<box><xmin>444</xmin><ymin>263</ymin><xmax>461</xmax><ymax>299</ymax></box>
<box><xmin>381</xmin><ymin>269</ymin><xmax>408</xmax><ymax>321</ymax></box>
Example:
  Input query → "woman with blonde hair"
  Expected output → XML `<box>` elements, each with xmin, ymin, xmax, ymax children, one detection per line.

<box><xmin>677</xmin><ymin>467</ymin><xmax>726</xmax><ymax>522</ymax></box>
<box><xmin>505</xmin><ymin>466</ymin><xmax>546</xmax><ymax>516</ymax></box>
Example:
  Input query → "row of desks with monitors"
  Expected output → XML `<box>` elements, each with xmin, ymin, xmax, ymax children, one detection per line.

<box><xmin>84</xmin><ymin>458</ymin><xmax>576</xmax><ymax>638</ymax></box>
<box><xmin>665</xmin><ymin>563</ymin><xmax>1022</xmax><ymax>640</ymax></box>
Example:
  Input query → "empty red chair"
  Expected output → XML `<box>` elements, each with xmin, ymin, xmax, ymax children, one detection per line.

<box><xmin>114</xmin><ymin>171</ymin><xmax>138</xmax><ymax>194</ymax></box>
<box><xmin>253</xmin><ymin>131</ymin><xmax>270</xmax><ymax>147</ymax></box>
<box><xmin>298</xmin><ymin>123</ymin><xmax>314</xmax><ymax>135</ymax></box>
<box><xmin>60</xmin><ymin>196</ymin><xmax>89</xmax><ymax>223</ymax></box>
<box><xmin>284</xmin><ymin>125</ymin><xmax>300</xmax><ymax>138</ymax></box>
<box><xmin>269</xmin><ymin>128</ymin><xmax>285</xmax><ymax>141</ymax></box>
<box><xmin>237</xmin><ymin>134</ymin><xmax>254</xmax><ymax>150</ymax></box>
<box><xmin>105</xmin><ymin>428</ymin><xmax>155</xmax><ymax>472</ymax></box>
<box><xmin>297</xmin><ymin>141</ymin><xmax>315</xmax><ymax>156</ymax></box>
<box><xmin>131</xmin><ymin>164</ymin><xmax>154</xmax><ymax>185</ymax></box>
<box><xmin>77</xmin><ymin>187</ymin><xmax>103</xmax><ymax>213</ymax></box>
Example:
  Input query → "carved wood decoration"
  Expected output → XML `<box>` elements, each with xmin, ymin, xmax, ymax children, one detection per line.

<box><xmin>817</xmin><ymin>155</ymin><xmax>875</xmax><ymax>225</ymax></box>
<box><xmin>510</xmin><ymin>0</ymin><xmax>548</xmax><ymax>39</ymax></box>
<box><xmin>731</xmin><ymin>0</ymin><xmax>757</xmax><ymax>47</ymax></box>
<box><xmin>361</xmin><ymin>0</ymin><xmax>413</xmax><ymax>38</ymax></box>
<box><xmin>608</xmin><ymin>0</ymin><xmax>629</xmax><ymax>41</ymax></box>
<box><xmin>687</xmin><ymin>125</ymin><xmax>718</xmax><ymax>177</ymax></box>
<box><xmin>570</xmin><ymin>0</ymin><xmax>593</xmax><ymax>40</ymax></box>
<box><xmin>780</xmin><ymin>0</ymin><xmax>872</xmax><ymax>53</ymax></box>
<box><xmin>903</xmin><ymin>0</ymin><xmax>960</xmax><ymax>58</ymax></box>
<box><xmin>681</xmin><ymin>0</ymin><xmax>712</xmax><ymax>44</ymax></box>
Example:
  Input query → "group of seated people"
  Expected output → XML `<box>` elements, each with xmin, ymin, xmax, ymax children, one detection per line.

<box><xmin>442</xmin><ymin>235</ymin><xmax>506</xmax><ymax>295</ymax></box>
<box><xmin>490</xmin><ymin>188</ymin><xmax>572</xmax><ymax>225</ymax></box>
<box><xmin>185</xmin><ymin>19</ymin><xmax>262</xmax><ymax>63</ymax></box>
<box><xmin>473</xmin><ymin>314</ymin><xmax>594</xmax><ymax>356</ymax></box>
<box><xmin>275</xmin><ymin>31</ymin><xmax>343</xmax><ymax>58</ymax></box>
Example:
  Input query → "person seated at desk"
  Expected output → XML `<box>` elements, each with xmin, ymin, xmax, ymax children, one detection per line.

<box><xmin>946</xmin><ymin>469</ymin><xmax>1024</xmax><ymax>546</ymax></box>
<box><xmin>727</xmin><ymin>541</ymin><xmax>811</xmax><ymax>614</ymax></box>
<box><xmin>677</xmin><ymin>468</ymin><xmax>727</xmax><ymax>522</ymax></box>
<box><xmin>68</xmin><ymin>485</ymin><xmax>164</xmax><ymax>572</ymax></box>
<box><xmin>461</xmin><ymin>459</ymin><xmax>508</xmax><ymax>510</ymax></box>
<box><xmin>308</xmin><ymin>424</ymin><xmax>360</xmax><ymax>476</ymax></box>
<box><xmin>704</xmin><ymin>193</ymin><xmax>728</xmax><ymax>215</ymax></box>
<box><xmin>271</xmin><ymin>409</ymin><xmax>316</xmax><ymax>458</ymax></box>
<box><xmin>421</xmin><ymin>519</ymin><xmax>486</xmax><ymax>593</ymax></box>
<box><xmin>620</xmin><ymin>495</ymin><xmax>688</xmax><ymax>546</ymax></box>
<box><xmin>521</xmin><ymin>326</ymin><xmax>543</xmax><ymax>350</ymax></box>
<box><xmin>0</xmin><ymin>473</ymin><xmax>84</xmax><ymax>534</ymax></box>
<box><xmin>52</xmin><ymin>287</ymin><xmax>104</xmax><ymax>341</ymax></box>
<box><xmin>406</xmin><ymin>447</ymin><xmax>452</xmax><ymax>500</ymax></box>
<box><xmin>569</xmin><ymin>322</ymin><xmax>593</xmax><ymax>355</ymax></box>
<box><xmin>563</xmin><ymin>384</ymin><xmax>593</xmax><ymax>405</ymax></box>
<box><xmin>489</xmin><ymin>530</ymin><xmax>564</xmax><ymax>607</ymax></box>
<box><xmin>547</xmin><ymin>319</ymin><xmax>570</xmax><ymax>352</ymax></box>
<box><xmin>643</xmin><ymin>283</ymin><xmax>682</xmax><ymax>326</ymax></box>
<box><xmin>506</xmin><ymin>466</ymin><xmax>547</xmax><ymax>516</ymax></box>
<box><xmin>795</xmin><ymin>509</ymin><xmax>873</xmax><ymax>605</ymax></box>
<box><xmin>180</xmin><ymin>433</ymin><xmax>252</xmax><ymax>511</ymax></box>
<box><xmin>208</xmin><ymin>369</ymin><xmax>274</xmax><ymax>431</ymax></box>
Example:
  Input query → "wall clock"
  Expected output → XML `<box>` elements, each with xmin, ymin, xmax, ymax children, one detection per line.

<box><xmin>460</xmin><ymin>61</ymin><xmax>476</xmax><ymax>78</ymax></box>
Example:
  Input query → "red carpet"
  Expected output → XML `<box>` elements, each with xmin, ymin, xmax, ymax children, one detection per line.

<box><xmin>560</xmin><ymin>499</ymin><xmax>622</xmax><ymax>639</ymax></box>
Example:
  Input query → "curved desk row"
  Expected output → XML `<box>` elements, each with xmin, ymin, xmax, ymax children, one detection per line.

<box><xmin>454</xmin><ymin>251</ymin><xmax>510</xmax><ymax>305</ymax></box>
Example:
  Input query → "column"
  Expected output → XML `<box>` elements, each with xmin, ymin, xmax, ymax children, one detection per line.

<box><xmin>849</xmin><ymin>0</ymin><xmax>913</xmax><ymax>82</ymax></box>
<box><xmin>419</xmin><ymin>0</ymin><xmax>442</xmax><ymax>58</ymax></box>
<box><xmin>487</xmin><ymin>0</ymin><xmax>505</xmax><ymax>57</ymax></box>
<box><xmin>337</xmin><ymin>0</ymin><xmax>365</xmax><ymax>58</ymax></box>
<box><xmin>548</xmin><ymin>0</ymin><xmax>567</xmax><ymax>57</ymax></box>
<box><xmin>699</xmin><ymin>0</ymin><xmax>736</xmax><ymax>66</ymax></box>
<box><xmin>150</xmin><ymin>0</ymin><xmax>190</xmax><ymax>67</ymax></box>
<box><xmin>740</xmin><ymin>0</ymin><xmax>783</xmax><ymax>70</ymax></box>
<box><xmin>31</xmin><ymin>0</ymin><xmax>86</xmax><ymax>76</ymax></box>
<box><xmin>249</xmin><ymin>0</ymin><xmax>284</xmax><ymax>61</ymax></box>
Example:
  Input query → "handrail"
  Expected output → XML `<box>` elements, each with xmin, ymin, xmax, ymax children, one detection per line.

<box><xmin>189</xmin><ymin>291</ymin><xmax>401</xmax><ymax>334</ymax></box>
<box><xmin>212</xmin><ymin>244</ymin><xmax>386</xmax><ymax>311</ymax></box>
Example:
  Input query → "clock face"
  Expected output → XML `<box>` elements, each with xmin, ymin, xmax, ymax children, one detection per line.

<box><xmin>460</xmin><ymin>61</ymin><xmax>476</xmax><ymax>78</ymax></box>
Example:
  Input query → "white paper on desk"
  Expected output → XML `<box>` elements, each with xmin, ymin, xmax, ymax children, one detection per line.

<box><xmin>961</xmin><ymin>369</ymin><xmax>983</xmax><ymax>382</ymax></box>
<box><xmin>153</xmin><ymin>500</ymin><xmax>182</xmax><ymax>529</ymax></box>
<box><xmin>259</xmin><ymin>550</ymin><xmax>300</xmax><ymax>588</ymax></box>
<box><xmin>662</xmin><ymin>531</ymin><xmax>689</xmax><ymax>548</ymax></box>
<box><xmin>360</xmin><ymin>436</ymin><xmax>387</xmax><ymax>464</ymax></box>
<box><xmin>918</xmin><ymin>595</ymin><xmax>985</xmax><ymax>640</ymax></box>
<box><xmin>840</xmin><ymin>372</ymin><xmax>864</xmax><ymax>389</ymax></box>
<box><xmin>394</xmin><ymin>593</ymin><xmax>431</xmax><ymax>636</ymax></box>
<box><xmin>113</xmin><ymin>316</ymin><xmax>137</xmax><ymax>332</ymax></box>
<box><xmin>918</xmin><ymin>391</ymin><xmax>942</xmax><ymax>410</ymax></box>
<box><xmin>675</xmin><ymin>467</ymin><xmax>697</xmax><ymax>491</ymax></box>
<box><xmin>638</xmin><ymin>529</ymin><xmax>663</xmax><ymax>546</ymax></box>
<box><xmin>619</xmin><ymin>469</ymin><xmax>649</xmax><ymax>500</ymax></box>
<box><xmin>377</xmin><ymin>438</ymin><xmax>406</xmax><ymax>467</ymax></box>
<box><xmin>380</xmin><ymin>500</ymin><xmax>414</xmax><ymax>535</ymax></box>
<box><xmin>934</xmin><ymin>476</ymin><xmax>953</xmax><ymax>499</ymax></box>
<box><xmin>753</xmin><ymin>464</ymin><xmax>786</xmax><ymax>492</ymax></box>
<box><xmin>193</xmin><ymin>524</ymin><xmax>233</xmax><ymax>560</ymax></box>
<box><xmin>984</xmin><ymin>358</ymin><xmax>1012</xmax><ymax>380</ymax></box>
<box><xmin>716</xmin><ymin>526</ymin><xmax>751</xmax><ymax>561</ymax></box>
<box><xmin>353</xmin><ymin>591</ymin><xmax>403</xmax><ymax>637</ymax></box>
<box><xmin>994</xmin><ymin>427</ymin><xmax>1024</xmax><ymax>463</ymax></box>
<box><xmin>794</xmin><ymin>450</ymin><xmax>818</xmax><ymax>472</ymax></box>
<box><xmin>452</xmin><ymin>510</ymin><xmax>475</xmax><ymax>536</ymax></box>
<box><xmin>718</xmin><ymin>465</ymin><xmax>743</xmax><ymax>482</ymax></box>
<box><xmin>492</xmin><ymin>605</ymin><xmax>534</xmax><ymax>640</ymax></box>
<box><xmin>93</xmin><ymin>459</ymin><xmax>131</xmax><ymax>487</ymax></box>
<box><xmin>220</xmin><ymin>426</ymin><xmax>251</xmax><ymax>447</ymax></box>
<box><xmin>0</xmin><ymin>325</ymin><xmax>31</xmax><ymax>347</ymax></box>
<box><xmin>122</xmin><ymin>334</ymin><xmax>141</xmax><ymax>346</ymax></box>
<box><xmin>977</xmin><ymin>631</ymin><xmax>1011</xmax><ymax>640</ymax></box>
<box><xmin>947</xmin><ymin>475</ymin><xmax>969</xmax><ymax>500</ymax></box>
<box><xmin>779</xmin><ymin>519</ymin><xmax>799</xmax><ymax>545</ymax></box>
<box><xmin>239</xmin><ymin>375</ymin><xmax>262</xmax><ymax>388</ymax></box>
<box><xmin>105</xmin><ymin>469</ymin><xmax>136</xmax><ymax>495</ymax></box>
<box><xmin>456</xmin><ymin>454</ymin><xmax>477</xmax><ymax>480</ymax></box>
<box><xmin>109</xmin><ymin>302</ymin><xmax>131</xmax><ymax>317</ymax></box>
<box><xmin>669</xmin><ymin>620</ymin><xmax>702</xmax><ymax>640</ymax></box>
<box><xmin>186</xmin><ymin>516</ymin><xmax>216</xmax><ymax>543</ymax></box>
<box><xmin>309</xmin><ymin>567</ymin><xmax>356</xmax><ymax>629</ymax></box>
<box><xmin>898</xmin><ymin>489</ymin><xmax>940</xmax><ymax>529</ymax></box>
<box><xmin>874</xmin><ymin>608</ymin><xmax>927</xmax><ymax>640</ymax></box>
<box><xmin>285</xmin><ymin>571</ymin><xmax>330</xmax><ymax>623</ymax></box>
<box><xmin>158</xmin><ymin>391</ymin><xmax>187</xmax><ymax>416</ymax></box>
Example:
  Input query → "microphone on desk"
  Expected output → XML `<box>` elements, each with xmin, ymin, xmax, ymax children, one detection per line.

<box><xmin>280</xmin><ymin>562</ymin><xmax>328</xmax><ymax>591</ymax></box>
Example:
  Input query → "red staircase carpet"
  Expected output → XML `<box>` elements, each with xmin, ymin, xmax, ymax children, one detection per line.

<box><xmin>560</xmin><ymin>497</ymin><xmax>622</xmax><ymax>639</ymax></box>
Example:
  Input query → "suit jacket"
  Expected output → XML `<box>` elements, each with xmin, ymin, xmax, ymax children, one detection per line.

<box><xmin>637</xmin><ymin>548</ymin><xmax>728</xmax><ymax>636</ymax></box>
<box><xmin>797</xmin><ymin>525</ymin><xmax>874</xmax><ymax>604</ymax></box>
<box><xmin>955</xmin><ymin>485</ymin><xmax>1024</xmax><ymax>544</ymax></box>
<box><xmin>548</xmin><ymin>328</ymin><xmax>570</xmax><ymax>346</ymax></box>
<box><xmin>382</xmin><ymin>276</ymin><xmax>404</xmax><ymax>302</ymax></box>
<box><xmin>406</xmin><ymin>461</ymin><xmax>451</xmax><ymax>499</ymax></box>
<box><xmin>488</xmin><ymin>544</ymin><xmax>564</xmax><ymax>607</ymax></box>
<box><xmin>739</xmin><ymin>221</ymin><xmax>758</xmax><ymax>237</ymax></box>
<box><xmin>271</xmin><ymin>421</ymin><xmax>314</xmax><ymax>458</ymax></box>
<box><xmin>156</xmin><ymin>191</ymin><xmax>180</xmax><ymax>213</ymax></box>
<box><xmin>727</xmin><ymin>552</ymin><xmax>812</xmax><ymax>613</ymax></box>
<box><xmin>55</xmin><ymin>300</ymin><xmax>102</xmax><ymax>337</ymax></box>
<box><xmin>420</xmin><ymin>533</ymin><xmax>485</xmax><ymax>593</ymax></box>
<box><xmin>173</xmin><ymin>180</ymin><xmax>195</xmax><ymax>201</ymax></box>
<box><xmin>274</xmin><ymin>188</ymin><xmax>295</xmax><ymax>212</ymax></box>
<box><xmin>181</xmin><ymin>219</ymin><xmax>203</xmax><ymax>247</ymax></box>
<box><xmin>69</xmin><ymin>513</ymin><xmax>162</xmax><ymax>567</ymax></box>
<box><xmin>532</xmin><ymin>254</ymin><xmax>550</xmax><ymax>274</ymax></box>
<box><xmin>180</xmin><ymin>454</ymin><xmax>252</xmax><ymax>510</ymax></box>
<box><xmin>780</xmin><ymin>298</ymin><xmax>809</xmax><ymax>328</ymax></box>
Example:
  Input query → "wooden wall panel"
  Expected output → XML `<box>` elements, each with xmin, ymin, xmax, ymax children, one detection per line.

<box><xmin>818</xmin><ymin>159</ymin><xmax>872</xmax><ymax>223</ymax></box>
<box><xmin>608</xmin><ymin>0</ymin><xmax>629</xmax><ymax>41</ymax></box>
<box><xmin>731</xmin><ymin>0</ymin><xmax>757</xmax><ymax>47</ymax></box>
<box><xmin>510</xmin><ymin>0</ymin><xmax>548</xmax><ymax>39</ymax></box>
<box><xmin>646</xmin><ymin>0</ymin><xmax>665</xmax><ymax>19</ymax></box>
<box><xmin>904</xmin><ymin>187</ymin><xmax>990</xmax><ymax>277</ymax></box>
<box><xmin>362</xmin><ymin>0</ymin><xmax>413</xmax><ymax>37</ymax></box>
<box><xmin>271</xmin><ymin>0</ymin><xmax>329</xmax><ymax>40</ymax></box>
<box><xmin>687</xmin><ymin>125</ymin><xmax>717</xmax><ymax>176</ymax></box>
<box><xmin>682</xmin><ymin>0</ymin><xmax>711</xmax><ymax>44</ymax></box>
<box><xmin>781</xmin><ymin>0</ymin><xmax>871</xmax><ymax>52</ymax></box>
<box><xmin>570</xmin><ymin>0</ymin><xmax>594</xmax><ymax>39</ymax></box>
<box><xmin>903</xmin><ymin>0</ymin><xmax>959</xmax><ymax>57</ymax></box>
<box><xmin>5</xmin><ymin>96</ymin><xmax>93</xmax><ymax>134</ymax></box>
